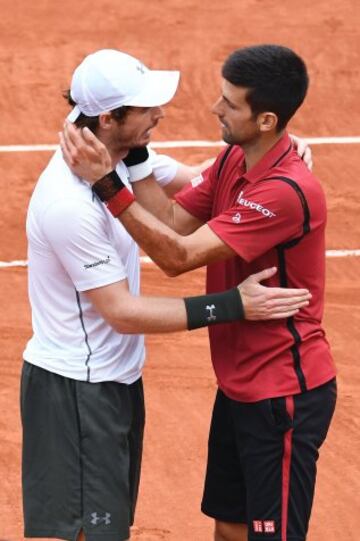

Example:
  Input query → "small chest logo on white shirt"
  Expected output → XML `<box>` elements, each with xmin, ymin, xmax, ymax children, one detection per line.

<box><xmin>237</xmin><ymin>191</ymin><xmax>276</xmax><ymax>218</ymax></box>
<box><xmin>84</xmin><ymin>255</ymin><xmax>111</xmax><ymax>269</ymax></box>
<box><xmin>136</xmin><ymin>63</ymin><xmax>146</xmax><ymax>74</ymax></box>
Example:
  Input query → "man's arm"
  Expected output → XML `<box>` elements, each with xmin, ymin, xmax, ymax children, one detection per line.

<box><xmin>133</xmin><ymin>136</ymin><xmax>312</xmax><ymax>229</ymax></box>
<box><xmin>86</xmin><ymin>268</ymin><xmax>311</xmax><ymax>334</ymax></box>
<box><xmin>60</xmin><ymin>124</ymin><xmax>201</xmax><ymax>235</ymax></box>
<box><xmin>60</xmin><ymin>123</ymin><xmax>312</xmax><ymax>236</ymax></box>
<box><xmin>109</xmin><ymin>199</ymin><xmax>233</xmax><ymax>276</ymax></box>
<box><xmin>155</xmin><ymin>134</ymin><xmax>312</xmax><ymax>199</ymax></box>
<box><xmin>158</xmin><ymin>134</ymin><xmax>311</xmax><ymax>198</ymax></box>
<box><xmin>161</xmin><ymin>158</ymin><xmax>215</xmax><ymax>197</ymax></box>
<box><xmin>58</xmin><ymin>125</ymin><xmax>312</xmax><ymax>320</ymax></box>
<box><xmin>58</xmin><ymin>124</ymin><xmax>305</xmax><ymax>276</ymax></box>
<box><xmin>131</xmin><ymin>175</ymin><xmax>204</xmax><ymax>235</ymax></box>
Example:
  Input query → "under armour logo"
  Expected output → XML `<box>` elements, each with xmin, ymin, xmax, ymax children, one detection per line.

<box><xmin>90</xmin><ymin>512</ymin><xmax>111</xmax><ymax>525</ymax></box>
<box><xmin>206</xmin><ymin>304</ymin><xmax>216</xmax><ymax>322</ymax></box>
<box><xmin>136</xmin><ymin>63</ymin><xmax>146</xmax><ymax>74</ymax></box>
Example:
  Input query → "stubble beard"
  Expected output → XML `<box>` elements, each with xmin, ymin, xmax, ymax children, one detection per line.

<box><xmin>222</xmin><ymin>128</ymin><xmax>261</xmax><ymax>149</ymax></box>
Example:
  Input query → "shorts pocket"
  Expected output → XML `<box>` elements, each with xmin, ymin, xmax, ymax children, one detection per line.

<box><xmin>268</xmin><ymin>396</ymin><xmax>293</xmax><ymax>433</ymax></box>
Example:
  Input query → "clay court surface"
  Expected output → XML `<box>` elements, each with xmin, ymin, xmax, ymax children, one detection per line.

<box><xmin>0</xmin><ymin>1</ymin><xmax>359</xmax><ymax>540</ymax></box>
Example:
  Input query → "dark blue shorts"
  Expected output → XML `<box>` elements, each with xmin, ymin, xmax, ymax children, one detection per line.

<box><xmin>201</xmin><ymin>379</ymin><xmax>337</xmax><ymax>541</ymax></box>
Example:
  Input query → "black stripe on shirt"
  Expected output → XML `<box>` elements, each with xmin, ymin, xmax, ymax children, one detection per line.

<box><xmin>217</xmin><ymin>145</ymin><xmax>234</xmax><ymax>179</ymax></box>
<box><xmin>75</xmin><ymin>290</ymin><xmax>92</xmax><ymax>382</ymax></box>
<box><xmin>271</xmin><ymin>143</ymin><xmax>293</xmax><ymax>168</ymax></box>
<box><xmin>266</xmin><ymin>176</ymin><xmax>311</xmax><ymax>392</ymax></box>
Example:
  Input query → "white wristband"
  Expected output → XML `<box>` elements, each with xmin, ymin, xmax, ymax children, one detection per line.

<box><xmin>127</xmin><ymin>159</ymin><xmax>153</xmax><ymax>182</ymax></box>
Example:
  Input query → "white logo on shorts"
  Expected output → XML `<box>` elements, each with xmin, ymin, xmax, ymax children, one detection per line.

<box><xmin>90</xmin><ymin>512</ymin><xmax>111</xmax><ymax>525</ymax></box>
<box><xmin>264</xmin><ymin>520</ymin><xmax>275</xmax><ymax>533</ymax></box>
<box><xmin>253</xmin><ymin>520</ymin><xmax>275</xmax><ymax>534</ymax></box>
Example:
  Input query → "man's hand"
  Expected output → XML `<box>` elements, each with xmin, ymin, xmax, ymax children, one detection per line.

<box><xmin>238</xmin><ymin>267</ymin><xmax>311</xmax><ymax>320</ymax></box>
<box><xmin>290</xmin><ymin>134</ymin><xmax>313</xmax><ymax>170</ymax></box>
<box><xmin>59</xmin><ymin>121</ymin><xmax>112</xmax><ymax>182</ymax></box>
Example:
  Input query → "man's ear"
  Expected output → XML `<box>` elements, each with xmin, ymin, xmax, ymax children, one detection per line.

<box><xmin>257</xmin><ymin>112</ymin><xmax>278</xmax><ymax>133</ymax></box>
<box><xmin>98</xmin><ymin>112</ymin><xmax>113</xmax><ymax>130</ymax></box>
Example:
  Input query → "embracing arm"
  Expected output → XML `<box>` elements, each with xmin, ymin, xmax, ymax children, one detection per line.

<box><xmin>87</xmin><ymin>266</ymin><xmax>311</xmax><ymax>335</ymax></box>
<box><xmin>59</xmin><ymin>124</ymin><xmax>311</xmax><ymax>320</ymax></box>
<box><xmin>112</xmin><ymin>201</ymin><xmax>232</xmax><ymax>276</ymax></box>
<box><xmin>161</xmin><ymin>157</ymin><xmax>216</xmax><ymax>197</ymax></box>
<box><xmin>161</xmin><ymin>134</ymin><xmax>312</xmax><ymax>197</ymax></box>
<box><xmin>60</xmin><ymin>123</ymin><xmax>312</xmax><ymax>233</ymax></box>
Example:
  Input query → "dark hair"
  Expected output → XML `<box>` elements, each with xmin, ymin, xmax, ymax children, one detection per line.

<box><xmin>63</xmin><ymin>89</ymin><xmax>131</xmax><ymax>133</ymax></box>
<box><xmin>222</xmin><ymin>44</ymin><xmax>309</xmax><ymax>131</ymax></box>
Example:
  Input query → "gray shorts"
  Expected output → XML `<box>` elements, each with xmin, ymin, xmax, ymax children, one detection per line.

<box><xmin>21</xmin><ymin>361</ymin><xmax>145</xmax><ymax>541</ymax></box>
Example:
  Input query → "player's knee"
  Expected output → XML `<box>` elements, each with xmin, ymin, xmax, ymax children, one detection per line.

<box><xmin>214</xmin><ymin>520</ymin><xmax>248</xmax><ymax>541</ymax></box>
<box><xmin>77</xmin><ymin>531</ymin><xmax>128</xmax><ymax>541</ymax></box>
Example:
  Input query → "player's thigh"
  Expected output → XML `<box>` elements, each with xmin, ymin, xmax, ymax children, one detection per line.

<box><xmin>79</xmin><ymin>377</ymin><xmax>145</xmax><ymax>541</ymax></box>
<box><xmin>201</xmin><ymin>389</ymin><xmax>247</xmax><ymax>523</ymax></box>
<box><xmin>287</xmin><ymin>378</ymin><xmax>337</xmax><ymax>537</ymax></box>
<box><xmin>215</xmin><ymin>520</ymin><xmax>247</xmax><ymax>541</ymax></box>
<box><xmin>240</xmin><ymin>379</ymin><xmax>336</xmax><ymax>540</ymax></box>
<box><xmin>232</xmin><ymin>396</ymin><xmax>291</xmax><ymax>539</ymax></box>
<box><xmin>21</xmin><ymin>362</ymin><xmax>83</xmax><ymax>538</ymax></box>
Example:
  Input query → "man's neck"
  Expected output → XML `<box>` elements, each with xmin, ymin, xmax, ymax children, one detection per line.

<box><xmin>243</xmin><ymin>130</ymin><xmax>285</xmax><ymax>171</ymax></box>
<box><xmin>96</xmin><ymin>130</ymin><xmax>130</xmax><ymax>169</ymax></box>
<box><xmin>110</xmin><ymin>149</ymin><xmax>129</xmax><ymax>169</ymax></box>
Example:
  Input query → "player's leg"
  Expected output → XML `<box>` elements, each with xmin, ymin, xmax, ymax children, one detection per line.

<box><xmin>76</xmin><ymin>531</ymin><xmax>129</xmax><ymax>541</ymax></box>
<box><xmin>201</xmin><ymin>390</ymin><xmax>248</xmax><ymax>539</ymax></box>
<box><xmin>237</xmin><ymin>379</ymin><xmax>336</xmax><ymax>541</ymax></box>
<box><xmin>214</xmin><ymin>520</ymin><xmax>247</xmax><ymax>540</ymax></box>
<box><xmin>80</xmin><ymin>377</ymin><xmax>145</xmax><ymax>541</ymax></box>
<box><xmin>21</xmin><ymin>361</ymin><xmax>83</xmax><ymax>539</ymax></box>
<box><xmin>286</xmin><ymin>378</ymin><xmax>337</xmax><ymax>539</ymax></box>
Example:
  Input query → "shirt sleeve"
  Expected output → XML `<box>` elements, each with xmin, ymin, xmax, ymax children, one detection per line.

<box><xmin>208</xmin><ymin>179</ymin><xmax>306</xmax><ymax>262</ymax></box>
<box><xmin>42</xmin><ymin>197</ymin><xmax>127</xmax><ymax>291</ymax></box>
<box><xmin>148</xmin><ymin>148</ymin><xmax>179</xmax><ymax>186</ymax></box>
<box><xmin>174</xmin><ymin>152</ymin><xmax>224</xmax><ymax>222</ymax></box>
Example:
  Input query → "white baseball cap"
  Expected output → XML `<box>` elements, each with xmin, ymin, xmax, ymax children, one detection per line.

<box><xmin>67</xmin><ymin>49</ymin><xmax>180</xmax><ymax>122</ymax></box>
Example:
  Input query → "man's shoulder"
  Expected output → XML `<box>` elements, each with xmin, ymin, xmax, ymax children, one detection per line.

<box><xmin>251</xmin><ymin>166</ymin><xmax>326</xmax><ymax>225</ymax></box>
<box><xmin>31</xmin><ymin>150</ymin><xmax>93</xmax><ymax>210</ymax></box>
<box><xmin>267</xmin><ymin>151</ymin><xmax>325</xmax><ymax>200</ymax></box>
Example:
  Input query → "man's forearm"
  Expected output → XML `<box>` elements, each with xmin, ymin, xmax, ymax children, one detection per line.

<box><xmin>120</xmin><ymin>201</ymin><xmax>190</xmax><ymax>276</ymax></box>
<box><xmin>89</xmin><ymin>281</ymin><xmax>244</xmax><ymax>334</ymax></box>
<box><xmin>131</xmin><ymin>175</ymin><xmax>177</xmax><ymax>229</ymax></box>
<box><xmin>109</xmin><ymin>295</ymin><xmax>188</xmax><ymax>333</ymax></box>
<box><xmin>93</xmin><ymin>169</ymin><xmax>233</xmax><ymax>275</ymax></box>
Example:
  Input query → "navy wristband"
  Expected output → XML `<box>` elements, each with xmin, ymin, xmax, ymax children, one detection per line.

<box><xmin>184</xmin><ymin>287</ymin><xmax>245</xmax><ymax>330</ymax></box>
<box><xmin>123</xmin><ymin>147</ymin><xmax>149</xmax><ymax>167</ymax></box>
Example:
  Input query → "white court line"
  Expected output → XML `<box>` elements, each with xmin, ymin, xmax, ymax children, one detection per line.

<box><xmin>1</xmin><ymin>250</ymin><xmax>359</xmax><ymax>269</ymax></box>
<box><xmin>0</xmin><ymin>136</ymin><xmax>360</xmax><ymax>153</ymax></box>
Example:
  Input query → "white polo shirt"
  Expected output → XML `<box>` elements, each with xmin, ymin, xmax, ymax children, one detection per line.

<box><xmin>23</xmin><ymin>149</ymin><xmax>178</xmax><ymax>383</ymax></box>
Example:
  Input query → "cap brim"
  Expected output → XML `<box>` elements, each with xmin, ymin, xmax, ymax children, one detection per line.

<box><xmin>67</xmin><ymin>105</ymin><xmax>81</xmax><ymax>122</ymax></box>
<box><xmin>126</xmin><ymin>70</ymin><xmax>180</xmax><ymax>107</ymax></box>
